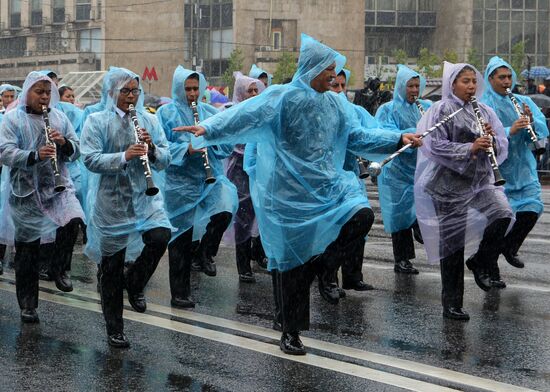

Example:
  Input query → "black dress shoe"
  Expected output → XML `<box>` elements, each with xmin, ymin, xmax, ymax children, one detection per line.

<box><xmin>342</xmin><ymin>280</ymin><xmax>374</xmax><ymax>291</ymax></box>
<box><xmin>190</xmin><ymin>261</ymin><xmax>203</xmax><ymax>271</ymax></box>
<box><xmin>318</xmin><ymin>274</ymin><xmax>340</xmax><ymax>305</ymax></box>
<box><xmin>280</xmin><ymin>332</ymin><xmax>306</xmax><ymax>355</ymax></box>
<box><xmin>202</xmin><ymin>257</ymin><xmax>217</xmax><ymax>277</ymax></box>
<box><xmin>490</xmin><ymin>278</ymin><xmax>507</xmax><ymax>289</ymax></box>
<box><xmin>394</xmin><ymin>260</ymin><xmax>419</xmax><ymax>274</ymax></box>
<box><xmin>255</xmin><ymin>257</ymin><xmax>268</xmax><ymax>269</ymax></box>
<box><xmin>239</xmin><ymin>272</ymin><xmax>256</xmax><ymax>283</ymax></box>
<box><xmin>39</xmin><ymin>269</ymin><xmax>52</xmax><ymax>281</ymax></box>
<box><xmin>272</xmin><ymin>320</ymin><xmax>282</xmax><ymax>331</ymax></box>
<box><xmin>503</xmin><ymin>252</ymin><xmax>525</xmax><ymax>268</ymax></box>
<box><xmin>443</xmin><ymin>307</ymin><xmax>470</xmax><ymax>321</ymax></box>
<box><xmin>171</xmin><ymin>297</ymin><xmax>195</xmax><ymax>308</ymax></box>
<box><xmin>54</xmin><ymin>273</ymin><xmax>73</xmax><ymax>292</ymax></box>
<box><xmin>128</xmin><ymin>292</ymin><xmax>147</xmax><ymax>313</ymax></box>
<box><xmin>336</xmin><ymin>286</ymin><xmax>346</xmax><ymax>298</ymax></box>
<box><xmin>20</xmin><ymin>309</ymin><xmax>39</xmax><ymax>323</ymax></box>
<box><xmin>108</xmin><ymin>333</ymin><xmax>130</xmax><ymax>348</ymax></box>
<box><xmin>466</xmin><ymin>255</ymin><xmax>491</xmax><ymax>292</ymax></box>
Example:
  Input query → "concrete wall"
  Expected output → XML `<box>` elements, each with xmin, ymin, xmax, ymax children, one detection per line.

<box><xmin>233</xmin><ymin>0</ymin><xmax>365</xmax><ymax>89</ymax></box>
<box><xmin>434</xmin><ymin>1</ymin><xmax>473</xmax><ymax>61</ymax></box>
<box><xmin>104</xmin><ymin>0</ymin><xmax>184</xmax><ymax>97</ymax></box>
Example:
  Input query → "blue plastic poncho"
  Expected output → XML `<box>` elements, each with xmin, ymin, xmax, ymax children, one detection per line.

<box><xmin>192</xmin><ymin>34</ymin><xmax>402</xmax><ymax>272</ymax></box>
<box><xmin>156</xmin><ymin>66</ymin><xmax>237</xmax><ymax>242</ymax></box>
<box><xmin>80</xmin><ymin>67</ymin><xmax>173</xmax><ymax>263</ymax></box>
<box><xmin>414</xmin><ymin>62</ymin><xmax>513</xmax><ymax>263</ymax></box>
<box><xmin>249</xmin><ymin>64</ymin><xmax>273</xmax><ymax>87</ymax></box>
<box><xmin>56</xmin><ymin>101</ymin><xmax>87</xmax><ymax>207</ymax></box>
<box><xmin>375</xmin><ymin>65</ymin><xmax>431</xmax><ymax>233</ymax></box>
<box><xmin>481</xmin><ymin>56</ymin><xmax>548</xmax><ymax>215</ymax></box>
<box><xmin>0</xmin><ymin>72</ymin><xmax>84</xmax><ymax>242</ymax></box>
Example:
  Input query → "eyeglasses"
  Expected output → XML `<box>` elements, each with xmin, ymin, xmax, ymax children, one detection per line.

<box><xmin>185</xmin><ymin>86</ymin><xmax>200</xmax><ymax>92</ymax></box>
<box><xmin>119</xmin><ymin>88</ymin><xmax>141</xmax><ymax>96</ymax></box>
<box><xmin>247</xmin><ymin>88</ymin><xmax>259</xmax><ymax>94</ymax></box>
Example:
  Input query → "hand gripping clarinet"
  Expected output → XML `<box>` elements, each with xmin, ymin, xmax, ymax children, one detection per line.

<box><xmin>470</xmin><ymin>97</ymin><xmax>506</xmax><ymax>186</ymax></box>
<box><xmin>367</xmin><ymin>107</ymin><xmax>464</xmax><ymax>177</ymax></box>
<box><xmin>190</xmin><ymin>101</ymin><xmax>216</xmax><ymax>184</ymax></box>
<box><xmin>128</xmin><ymin>104</ymin><xmax>159</xmax><ymax>196</ymax></box>
<box><xmin>505</xmin><ymin>88</ymin><xmax>546</xmax><ymax>154</ymax></box>
<box><xmin>42</xmin><ymin>105</ymin><xmax>66</xmax><ymax>192</ymax></box>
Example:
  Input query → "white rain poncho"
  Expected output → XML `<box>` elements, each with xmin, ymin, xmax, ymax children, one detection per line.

<box><xmin>481</xmin><ymin>56</ymin><xmax>548</xmax><ymax>215</ymax></box>
<box><xmin>376</xmin><ymin>65</ymin><xmax>431</xmax><ymax>233</ymax></box>
<box><xmin>192</xmin><ymin>34</ymin><xmax>403</xmax><ymax>272</ymax></box>
<box><xmin>249</xmin><ymin>64</ymin><xmax>272</xmax><ymax>87</ymax></box>
<box><xmin>80</xmin><ymin>67</ymin><xmax>173</xmax><ymax>263</ymax></box>
<box><xmin>414</xmin><ymin>62</ymin><xmax>513</xmax><ymax>263</ymax></box>
<box><xmin>0</xmin><ymin>72</ymin><xmax>84</xmax><ymax>242</ymax></box>
<box><xmin>0</xmin><ymin>113</ymin><xmax>15</xmax><ymax>245</ymax></box>
<box><xmin>155</xmin><ymin>66</ymin><xmax>237</xmax><ymax>242</ymax></box>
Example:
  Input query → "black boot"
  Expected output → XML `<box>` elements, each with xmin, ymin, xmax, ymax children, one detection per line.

<box><xmin>108</xmin><ymin>332</ymin><xmax>130</xmax><ymax>348</ymax></box>
<box><xmin>168</xmin><ymin>229</ymin><xmax>195</xmax><ymax>309</ymax></box>
<box><xmin>440</xmin><ymin>251</ymin><xmax>470</xmax><ymax>321</ymax></box>
<box><xmin>465</xmin><ymin>254</ymin><xmax>491</xmax><ymax>292</ymax></box>
<box><xmin>394</xmin><ymin>259</ymin><xmax>419</xmax><ymax>274</ymax></box>
<box><xmin>280</xmin><ymin>332</ymin><xmax>306</xmax><ymax>355</ymax></box>
<box><xmin>317</xmin><ymin>268</ymin><xmax>340</xmax><ymax>305</ymax></box>
<box><xmin>236</xmin><ymin>238</ymin><xmax>255</xmax><ymax>283</ymax></box>
<box><xmin>488</xmin><ymin>257</ymin><xmax>506</xmax><ymax>289</ymax></box>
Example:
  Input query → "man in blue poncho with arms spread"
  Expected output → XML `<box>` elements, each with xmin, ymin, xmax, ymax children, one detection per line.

<box><xmin>177</xmin><ymin>34</ymin><xmax>422</xmax><ymax>355</ymax></box>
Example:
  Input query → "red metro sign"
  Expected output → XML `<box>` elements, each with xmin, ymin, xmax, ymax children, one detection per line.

<box><xmin>142</xmin><ymin>66</ymin><xmax>158</xmax><ymax>81</ymax></box>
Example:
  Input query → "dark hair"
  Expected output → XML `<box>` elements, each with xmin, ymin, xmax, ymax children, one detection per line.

<box><xmin>337</xmin><ymin>70</ymin><xmax>347</xmax><ymax>78</ymax></box>
<box><xmin>258</xmin><ymin>72</ymin><xmax>268</xmax><ymax>79</ymax></box>
<box><xmin>187</xmin><ymin>73</ymin><xmax>200</xmax><ymax>81</ymax></box>
<box><xmin>455</xmin><ymin>65</ymin><xmax>476</xmax><ymax>80</ymax></box>
<box><xmin>58</xmin><ymin>86</ymin><xmax>73</xmax><ymax>97</ymax></box>
<box><xmin>47</xmin><ymin>71</ymin><xmax>58</xmax><ymax>79</ymax></box>
<box><xmin>488</xmin><ymin>65</ymin><xmax>510</xmax><ymax>79</ymax></box>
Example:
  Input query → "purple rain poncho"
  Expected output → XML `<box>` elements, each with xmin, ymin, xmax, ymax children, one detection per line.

<box><xmin>481</xmin><ymin>56</ymin><xmax>548</xmax><ymax>216</ymax></box>
<box><xmin>414</xmin><ymin>62</ymin><xmax>513</xmax><ymax>263</ymax></box>
<box><xmin>192</xmin><ymin>34</ymin><xmax>402</xmax><ymax>272</ymax></box>
<box><xmin>376</xmin><ymin>65</ymin><xmax>431</xmax><ymax>233</ymax></box>
<box><xmin>224</xmin><ymin>72</ymin><xmax>266</xmax><ymax>244</ymax></box>
<box><xmin>0</xmin><ymin>72</ymin><xmax>84</xmax><ymax>243</ymax></box>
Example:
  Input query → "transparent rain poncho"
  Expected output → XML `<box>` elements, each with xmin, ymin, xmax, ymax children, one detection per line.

<box><xmin>56</xmin><ymin>101</ymin><xmax>86</xmax><ymax>207</ymax></box>
<box><xmin>481</xmin><ymin>56</ymin><xmax>548</xmax><ymax>215</ymax></box>
<box><xmin>193</xmin><ymin>34</ymin><xmax>402</xmax><ymax>271</ymax></box>
<box><xmin>224</xmin><ymin>72</ymin><xmax>266</xmax><ymax>244</ymax></box>
<box><xmin>80</xmin><ymin>67</ymin><xmax>173</xmax><ymax>263</ymax></box>
<box><xmin>0</xmin><ymin>113</ymin><xmax>15</xmax><ymax>245</ymax></box>
<box><xmin>156</xmin><ymin>66</ymin><xmax>237</xmax><ymax>242</ymax></box>
<box><xmin>414</xmin><ymin>62</ymin><xmax>513</xmax><ymax>263</ymax></box>
<box><xmin>0</xmin><ymin>72</ymin><xmax>84</xmax><ymax>242</ymax></box>
<box><xmin>375</xmin><ymin>65</ymin><xmax>432</xmax><ymax>233</ymax></box>
<box><xmin>249</xmin><ymin>64</ymin><xmax>273</xmax><ymax>87</ymax></box>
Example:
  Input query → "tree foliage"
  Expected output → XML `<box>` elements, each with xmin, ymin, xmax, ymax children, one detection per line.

<box><xmin>392</xmin><ymin>49</ymin><xmax>409</xmax><ymax>66</ymax></box>
<box><xmin>221</xmin><ymin>48</ymin><xmax>244</xmax><ymax>95</ymax></box>
<box><xmin>273</xmin><ymin>52</ymin><xmax>297</xmax><ymax>84</ymax></box>
<box><xmin>511</xmin><ymin>41</ymin><xmax>526</xmax><ymax>75</ymax></box>
<box><xmin>416</xmin><ymin>48</ymin><xmax>441</xmax><ymax>78</ymax></box>
<box><xmin>467</xmin><ymin>48</ymin><xmax>482</xmax><ymax>71</ymax></box>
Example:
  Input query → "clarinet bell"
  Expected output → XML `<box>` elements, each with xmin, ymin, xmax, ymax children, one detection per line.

<box><xmin>145</xmin><ymin>177</ymin><xmax>159</xmax><ymax>196</ymax></box>
<box><xmin>493</xmin><ymin>170</ymin><xmax>506</xmax><ymax>187</ymax></box>
<box><xmin>357</xmin><ymin>159</ymin><xmax>370</xmax><ymax>179</ymax></box>
<box><xmin>367</xmin><ymin>161</ymin><xmax>382</xmax><ymax>177</ymax></box>
<box><xmin>53</xmin><ymin>174</ymin><xmax>66</xmax><ymax>193</ymax></box>
<box><xmin>532</xmin><ymin>139</ymin><xmax>547</xmax><ymax>155</ymax></box>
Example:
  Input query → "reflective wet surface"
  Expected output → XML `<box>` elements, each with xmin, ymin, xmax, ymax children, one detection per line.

<box><xmin>0</xmin><ymin>184</ymin><xmax>549</xmax><ymax>391</ymax></box>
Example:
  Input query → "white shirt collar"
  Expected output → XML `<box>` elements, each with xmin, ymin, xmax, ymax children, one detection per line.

<box><xmin>115</xmin><ymin>106</ymin><xmax>127</xmax><ymax>118</ymax></box>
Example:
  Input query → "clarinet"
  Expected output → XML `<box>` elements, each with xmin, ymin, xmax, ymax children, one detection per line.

<box><xmin>367</xmin><ymin>107</ymin><xmax>464</xmax><ymax>177</ymax></box>
<box><xmin>505</xmin><ymin>88</ymin><xmax>546</xmax><ymax>154</ymax></box>
<box><xmin>41</xmin><ymin>106</ymin><xmax>66</xmax><ymax>192</ymax></box>
<box><xmin>470</xmin><ymin>97</ymin><xmax>506</xmax><ymax>186</ymax></box>
<box><xmin>356</xmin><ymin>157</ymin><xmax>370</xmax><ymax>179</ymax></box>
<box><xmin>191</xmin><ymin>101</ymin><xmax>216</xmax><ymax>184</ymax></box>
<box><xmin>128</xmin><ymin>104</ymin><xmax>159</xmax><ymax>196</ymax></box>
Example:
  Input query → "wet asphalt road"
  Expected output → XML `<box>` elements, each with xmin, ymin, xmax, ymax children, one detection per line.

<box><xmin>0</xmin><ymin>184</ymin><xmax>549</xmax><ymax>392</ymax></box>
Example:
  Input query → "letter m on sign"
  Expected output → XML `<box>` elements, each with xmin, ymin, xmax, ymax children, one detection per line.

<box><xmin>143</xmin><ymin>66</ymin><xmax>158</xmax><ymax>81</ymax></box>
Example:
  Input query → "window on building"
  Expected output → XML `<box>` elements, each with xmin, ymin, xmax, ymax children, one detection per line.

<box><xmin>0</xmin><ymin>36</ymin><xmax>26</xmax><ymax>58</ymax></box>
<box><xmin>30</xmin><ymin>0</ymin><xmax>43</xmax><ymax>26</ymax></box>
<box><xmin>76</xmin><ymin>0</ymin><xmax>92</xmax><ymax>21</ymax></box>
<box><xmin>365</xmin><ymin>11</ymin><xmax>375</xmax><ymax>24</ymax></box>
<box><xmin>37</xmin><ymin>32</ymin><xmax>64</xmax><ymax>53</ymax></box>
<box><xmin>418</xmin><ymin>0</ymin><xmax>435</xmax><ymax>10</ymax></box>
<box><xmin>53</xmin><ymin>0</ymin><xmax>66</xmax><ymax>24</ymax></box>
<box><xmin>221</xmin><ymin>3</ymin><xmax>232</xmax><ymax>28</ymax></box>
<box><xmin>398</xmin><ymin>11</ymin><xmax>417</xmax><ymax>26</ymax></box>
<box><xmin>199</xmin><ymin>5</ymin><xmax>210</xmax><ymax>28</ymax></box>
<box><xmin>377</xmin><ymin>11</ymin><xmax>396</xmax><ymax>25</ymax></box>
<box><xmin>365</xmin><ymin>0</ymin><xmax>375</xmax><ymax>10</ymax></box>
<box><xmin>398</xmin><ymin>0</ymin><xmax>416</xmax><ymax>11</ymax></box>
<box><xmin>378</xmin><ymin>0</ymin><xmax>396</xmax><ymax>10</ymax></box>
<box><xmin>78</xmin><ymin>28</ymin><xmax>101</xmax><ymax>53</ymax></box>
<box><xmin>10</xmin><ymin>0</ymin><xmax>21</xmax><ymax>28</ymax></box>
<box><xmin>272</xmin><ymin>30</ymin><xmax>282</xmax><ymax>50</ymax></box>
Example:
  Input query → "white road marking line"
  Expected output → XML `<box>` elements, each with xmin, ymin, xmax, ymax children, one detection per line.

<box><xmin>0</xmin><ymin>274</ymin><xmax>539</xmax><ymax>392</ymax></box>
<box><xmin>0</xmin><ymin>281</ymin><xmax>459</xmax><ymax>392</ymax></box>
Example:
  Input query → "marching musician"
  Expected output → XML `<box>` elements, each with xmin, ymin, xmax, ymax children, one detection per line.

<box><xmin>225</xmin><ymin>72</ymin><xmax>266</xmax><ymax>283</ymax></box>
<box><xmin>80</xmin><ymin>67</ymin><xmax>172</xmax><ymax>348</ymax></box>
<box><xmin>249</xmin><ymin>64</ymin><xmax>272</xmax><ymax>88</ymax></box>
<box><xmin>414</xmin><ymin>62</ymin><xmax>513</xmax><ymax>320</ymax></box>
<box><xmin>175</xmin><ymin>34</ymin><xmax>421</xmax><ymax>355</ymax></box>
<box><xmin>481</xmin><ymin>56</ymin><xmax>549</xmax><ymax>286</ymax></box>
<box><xmin>375</xmin><ymin>65</ymin><xmax>431</xmax><ymax>275</ymax></box>
<box><xmin>0</xmin><ymin>71</ymin><xmax>84</xmax><ymax>323</ymax></box>
<box><xmin>156</xmin><ymin>66</ymin><xmax>237</xmax><ymax>308</ymax></box>
<box><xmin>0</xmin><ymin>84</ymin><xmax>17</xmax><ymax>114</ymax></box>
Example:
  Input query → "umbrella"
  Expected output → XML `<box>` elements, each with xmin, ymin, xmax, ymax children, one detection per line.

<box><xmin>526</xmin><ymin>93</ymin><xmax>550</xmax><ymax>108</ymax></box>
<box><xmin>521</xmin><ymin>66</ymin><xmax>550</xmax><ymax>79</ymax></box>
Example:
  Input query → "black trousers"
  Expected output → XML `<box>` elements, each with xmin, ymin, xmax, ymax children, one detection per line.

<box><xmin>14</xmin><ymin>218</ymin><xmax>81</xmax><ymax>310</ymax></box>
<box><xmin>341</xmin><ymin>237</ymin><xmax>366</xmax><ymax>286</ymax></box>
<box><xmin>391</xmin><ymin>225</ymin><xmax>416</xmax><ymax>263</ymax></box>
<box><xmin>168</xmin><ymin>212</ymin><xmax>232</xmax><ymax>298</ymax></box>
<box><xmin>0</xmin><ymin>244</ymin><xmax>6</xmax><ymax>261</ymax></box>
<box><xmin>100</xmin><ymin>227</ymin><xmax>170</xmax><ymax>335</ymax></box>
<box><xmin>273</xmin><ymin>208</ymin><xmax>374</xmax><ymax>332</ymax></box>
<box><xmin>503</xmin><ymin>211</ymin><xmax>538</xmax><ymax>257</ymax></box>
<box><xmin>440</xmin><ymin>218</ymin><xmax>510</xmax><ymax>309</ymax></box>
<box><xmin>39</xmin><ymin>218</ymin><xmax>82</xmax><ymax>277</ymax></box>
